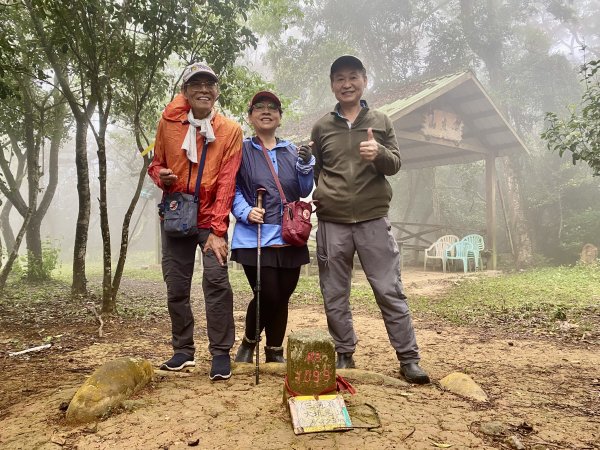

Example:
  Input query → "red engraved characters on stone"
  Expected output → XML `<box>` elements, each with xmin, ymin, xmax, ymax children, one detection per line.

<box><xmin>305</xmin><ymin>352</ymin><xmax>321</xmax><ymax>363</ymax></box>
<box><xmin>293</xmin><ymin>352</ymin><xmax>331</xmax><ymax>386</ymax></box>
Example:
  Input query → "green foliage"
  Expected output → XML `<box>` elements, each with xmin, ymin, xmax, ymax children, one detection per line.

<box><xmin>519</xmin><ymin>146</ymin><xmax>600</xmax><ymax>264</ymax></box>
<box><xmin>543</xmin><ymin>60</ymin><xmax>600</xmax><ymax>176</ymax></box>
<box><xmin>560</xmin><ymin>208</ymin><xmax>600</xmax><ymax>259</ymax></box>
<box><xmin>17</xmin><ymin>0</ymin><xmax>266</xmax><ymax>310</ymax></box>
<box><xmin>218</xmin><ymin>65</ymin><xmax>277</xmax><ymax>122</ymax></box>
<box><xmin>250</xmin><ymin>0</ymin><xmax>305</xmax><ymax>38</ymax></box>
<box><xmin>20</xmin><ymin>240</ymin><xmax>60</xmax><ymax>280</ymax></box>
<box><xmin>259</xmin><ymin>0</ymin><xmax>444</xmax><ymax>113</ymax></box>
<box><xmin>424</xmin><ymin>3</ymin><xmax>477</xmax><ymax>75</ymax></box>
<box><xmin>410</xmin><ymin>264</ymin><xmax>600</xmax><ymax>330</ymax></box>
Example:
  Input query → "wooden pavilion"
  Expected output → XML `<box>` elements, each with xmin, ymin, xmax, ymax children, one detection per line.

<box><xmin>372</xmin><ymin>70</ymin><xmax>528</xmax><ymax>269</ymax></box>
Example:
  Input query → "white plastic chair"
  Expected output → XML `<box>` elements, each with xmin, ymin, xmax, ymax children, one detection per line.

<box><xmin>423</xmin><ymin>235</ymin><xmax>459</xmax><ymax>272</ymax></box>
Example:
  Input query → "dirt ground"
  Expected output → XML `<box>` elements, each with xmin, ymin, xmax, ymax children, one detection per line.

<box><xmin>0</xmin><ymin>269</ymin><xmax>598</xmax><ymax>450</ymax></box>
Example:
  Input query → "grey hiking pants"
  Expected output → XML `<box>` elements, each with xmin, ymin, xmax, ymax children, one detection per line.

<box><xmin>316</xmin><ymin>217</ymin><xmax>420</xmax><ymax>364</ymax></box>
<box><xmin>161</xmin><ymin>225</ymin><xmax>234</xmax><ymax>357</ymax></box>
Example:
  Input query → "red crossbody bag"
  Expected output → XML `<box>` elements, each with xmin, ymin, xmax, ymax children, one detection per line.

<box><xmin>257</xmin><ymin>139</ymin><xmax>313</xmax><ymax>247</ymax></box>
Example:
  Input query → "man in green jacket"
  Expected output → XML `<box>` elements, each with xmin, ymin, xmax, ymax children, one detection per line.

<box><xmin>311</xmin><ymin>55</ymin><xmax>430</xmax><ymax>384</ymax></box>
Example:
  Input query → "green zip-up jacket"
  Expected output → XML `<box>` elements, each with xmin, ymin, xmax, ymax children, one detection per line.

<box><xmin>310</xmin><ymin>103</ymin><xmax>401</xmax><ymax>223</ymax></box>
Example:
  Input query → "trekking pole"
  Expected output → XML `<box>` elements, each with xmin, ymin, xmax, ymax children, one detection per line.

<box><xmin>255</xmin><ymin>188</ymin><xmax>266</xmax><ymax>385</ymax></box>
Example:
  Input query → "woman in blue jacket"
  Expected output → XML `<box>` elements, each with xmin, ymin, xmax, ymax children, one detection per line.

<box><xmin>231</xmin><ymin>91</ymin><xmax>314</xmax><ymax>363</ymax></box>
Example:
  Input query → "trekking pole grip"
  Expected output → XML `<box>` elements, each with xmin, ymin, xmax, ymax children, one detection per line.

<box><xmin>257</xmin><ymin>188</ymin><xmax>265</xmax><ymax>209</ymax></box>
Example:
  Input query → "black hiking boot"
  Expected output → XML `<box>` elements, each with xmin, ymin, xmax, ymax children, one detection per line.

<box><xmin>234</xmin><ymin>336</ymin><xmax>256</xmax><ymax>363</ymax></box>
<box><xmin>264</xmin><ymin>346</ymin><xmax>285</xmax><ymax>363</ymax></box>
<box><xmin>336</xmin><ymin>352</ymin><xmax>356</xmax><ymax>369</ymax></box>
<box><xmin>400</xmin><ymin>362</ymin><xmax>430</xmax><ymax>384</ymax></box>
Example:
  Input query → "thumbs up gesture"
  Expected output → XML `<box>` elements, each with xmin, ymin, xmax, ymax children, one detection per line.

<box><xmin>298</xmin><ymin>141</ymin><xmax>313</xmax><ymax>164</ymax></box>
<box><xmin>359</xmin><ymin>127</ymin><xmax>378</xmax><ymax>161</ymax></box>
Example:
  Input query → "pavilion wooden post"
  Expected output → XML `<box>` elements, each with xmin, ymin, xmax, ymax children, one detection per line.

<box><xmin>485</xmin><ymin>156</ymin><xmax>497</xmax><ymax>269</ymax></box>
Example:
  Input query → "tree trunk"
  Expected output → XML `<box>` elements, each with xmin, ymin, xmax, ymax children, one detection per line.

<box><xmin>501</xmin><ymin>160</ymin><xmax>533</xmax><ymax>268</ymax></box>
<box><xmin>0</xmin><ymin>138</ymin><xmax>26</xmax><ymax>254</ymax></box>
<box><xmin>416</xmin><ymin>168</ymin><xmax>435</xmax><ymax>231</ymax></box>
<box><xmin>1</xmin><ymin>202</ymin><xmax>16</xmax><ymax>254</ymax></box>
<box><xmin>97</xmin><ymin>135</ymin><xmax>113</xmax><ymax>313</ymax></box>
<box><xmin>0</xmin><ymin>207</ymin><xmax>34</xmax><ymax>292</ymax></box>
<box><xmin>71</xmin><ymin>102</ymin><xmax>95</xmax><ymax>295</ymax></box>
<box><xmin>110</xmin><ymin>110</ymin><xmax>153</xmax><ymax>308</ymax></box>
<box><xmin>111</xmin><ymin>156</ymin><xmax>150</xmax><ymax>306</ymax></box>
<box><xmin>95</xmin><ymin>99</ymin><xmax>114</xmax><ymax>313</ymax></box>
<box><xmin>26</xmin><ymin>83</ymin><xmax>67</xmax><ymax>280</ymax></box>
<box><xmin>22</xmin><ymin>79</ymin><xmax>42</xmax><ymax>279</ymax></box>
<box><xmin>25</xmin><ymin>218</ymin><xmax>44</xmax><ymax>278</ymax></box>
<box><xmin>22</xmin><ymin>0</ymin><xmax>96</xmax><ymax>293</ymax></box>
<box><xmin>402</xmin><ymin>171</ymin><xmax>418</xmax><ymax>223</ymax></box>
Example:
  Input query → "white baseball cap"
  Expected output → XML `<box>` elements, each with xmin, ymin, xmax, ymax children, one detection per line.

<box><xmin>182</xmin><ymin>62</ymin><xmax>218</xmax><ymax>83</ymax></box>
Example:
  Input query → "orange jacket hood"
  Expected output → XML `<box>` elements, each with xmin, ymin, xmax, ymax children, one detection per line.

<box><xmin>162</xmin><ymin>93</ymin><xmax>191</xmax><ymax>122</ymax></box>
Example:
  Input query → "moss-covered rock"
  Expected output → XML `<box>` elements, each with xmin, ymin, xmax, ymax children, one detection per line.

<box><xmin>439</xmin><ymin>372</ymin><xmax>488</xmax><ymax>402</ymax></box>
<box><xmin>66</xmin><ymin>357</ymin><xmax>153</xmax><ymax>424</ymax></box>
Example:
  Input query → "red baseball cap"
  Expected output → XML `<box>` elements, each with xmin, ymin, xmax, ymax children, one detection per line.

<box><xmin>249</xmin><ymin>90</ymin><xmax>281</xmax><ymax>108</ymax></box>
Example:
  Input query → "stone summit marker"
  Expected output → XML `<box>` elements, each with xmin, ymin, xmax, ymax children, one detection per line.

<box><xmin>285</xmin><ymin>330</ymin><xmax>352</xmax><ymax>434</ymax></box>
<box><xmin>286</xmin><ymin>329</ymin><xmax>336</xmax><ymax>395</ymax></box>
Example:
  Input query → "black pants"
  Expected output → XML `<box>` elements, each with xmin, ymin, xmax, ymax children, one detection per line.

<box><xmin>242</xmin><ymin>265</ymin><xmax>301</xmax><ymax>347</ymax></box>
<box><xmin>161</xmin><ymin>226</ymin><xmax>234</xmax><ymax>357</ymax></box>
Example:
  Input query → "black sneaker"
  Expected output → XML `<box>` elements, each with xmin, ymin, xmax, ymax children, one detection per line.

<box><xmin>160</xmin><ymin>353</ymin><xmax>195</xmax><ymax>371</ymax></box>
<box><xmin>209</xmin><ymin>354</ymin><xmax>231</xmax><ymax>381</ymax></box>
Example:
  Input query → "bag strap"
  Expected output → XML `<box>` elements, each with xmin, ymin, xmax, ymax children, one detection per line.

<box><xmin>187</xmin><ymin>163</ymin><xmax>192</xmax><ymax>193</ymax></box>
<box><xmin>255</xmin><ymin>137</ymin><xmax>288</xmax><ymax>204</ymax></box>
<box><xmin>192</xmin><ymin>139</ymin><xmax>209</xmax><ymax>204</ymax></box>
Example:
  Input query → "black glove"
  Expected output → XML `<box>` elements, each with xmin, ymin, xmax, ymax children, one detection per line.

<box><xmin>298</xmin><ymin>144</ymin><xmax>312</xmax><ymax>164</ymax></box>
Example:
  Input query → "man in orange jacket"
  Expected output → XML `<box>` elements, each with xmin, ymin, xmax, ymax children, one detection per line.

<box><xmin>148</xmin><ymin>63</ymin><xmax>242</xmax><ymax>380</ymax></box>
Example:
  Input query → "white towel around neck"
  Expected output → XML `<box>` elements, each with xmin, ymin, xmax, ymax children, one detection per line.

<box><xmin>182</xmin><ymin>109</ymin><xmax>216</xmax><ymax>163</ymax></box>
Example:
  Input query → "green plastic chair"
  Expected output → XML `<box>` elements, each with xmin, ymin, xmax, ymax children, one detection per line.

<box><xmin>461</xmin><ymin>234</ymin><xmax>485</xmax><ymax>270</ymax></box>
<box><xmin>444</xmin><ymin>241</ymin><xmax>476</xmax><ymax>273</ymax></box>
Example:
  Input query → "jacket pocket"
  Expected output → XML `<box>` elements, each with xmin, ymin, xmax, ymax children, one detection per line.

<box><xmin>316</xmin><ymin>223</ymin><xmax>328</xmax><ymax>268</ymax></box>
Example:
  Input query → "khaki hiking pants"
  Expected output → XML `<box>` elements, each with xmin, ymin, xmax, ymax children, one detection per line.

<box><xmin>316</xmin><ymin>217</ymin><xmax>420</xmax><ymax>364</ymax></box>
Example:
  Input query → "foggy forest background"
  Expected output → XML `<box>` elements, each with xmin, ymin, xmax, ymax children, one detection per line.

<box><xmin>0</xmin><ymin>0</ymin><xmax>599</xmax><ymax>312</ymax></box>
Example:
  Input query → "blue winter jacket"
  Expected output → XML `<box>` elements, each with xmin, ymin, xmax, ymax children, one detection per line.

<box><xmin>231</xmin><ymin>137</ymin><xmax>315</xmax><ymax>248</ymax></box>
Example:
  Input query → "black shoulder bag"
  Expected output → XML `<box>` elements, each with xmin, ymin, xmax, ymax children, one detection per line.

<box><xmin>160</xmin><ymin>140</ymin><xmax>209</xmax><ymax>237</ymax></box>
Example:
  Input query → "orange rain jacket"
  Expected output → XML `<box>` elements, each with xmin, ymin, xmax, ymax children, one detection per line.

<box><xmin>148</xmin><ymin>94</ymin><xmax>243</xmax><ymax>237</ymax></box>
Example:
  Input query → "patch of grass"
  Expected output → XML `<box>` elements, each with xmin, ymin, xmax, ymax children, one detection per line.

<box><xmin>410</xmin><ymin>263</ymin><xmax>600</xmax><ymax>331</ymax></box>
<box><xmin>54</xmin><ymin>251</ymin><xmax>165</xmax><ymax>283</ymax></box>
<box><xmin>44</xmin><ymin>257</ymin><xmax>600</xmax><ymax>337</ymax></box>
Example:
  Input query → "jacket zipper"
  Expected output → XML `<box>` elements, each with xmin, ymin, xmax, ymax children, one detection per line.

<box><xmin>348</xmin><ymin>123</ymin><xmax>356</xmax><ymax>223</ymax></box>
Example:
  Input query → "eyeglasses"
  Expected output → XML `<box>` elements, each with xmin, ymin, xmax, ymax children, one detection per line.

<box><xmin>186</xmin><ymin>81</ymin><xmax>217</xmax><ymax>91</ymax></box>
<box><xmin>252</xmin><ymin>102</ymin><xmax>279</xmax><ymax>111</ymax></box>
